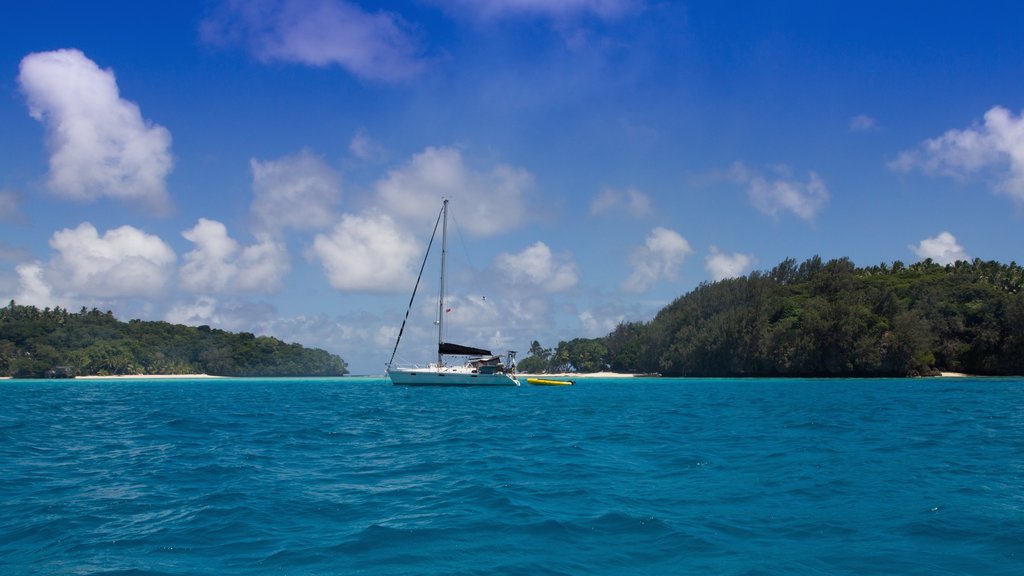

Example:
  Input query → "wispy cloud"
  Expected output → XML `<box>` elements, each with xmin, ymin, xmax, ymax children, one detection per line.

<box><xmin>18</xmin><ymin>49</ymin><xmax>173</xmax><ymax>213</ymax></box>
<box><xmin>434</xmin><ymin>0</ymin><xmax>640</xmax><ymax>21</ymax></box>
<box><xmin>250</xmin><ymin>150</ymin><xmax>341</xmax><ymax>234</ymax></box>
<box><xmin>201</xmin><ymin>0</ymin><xmax>427</xmax><ymax>82</ymax></box>
<box><xmin>349</xmin><ymin>130</ymin><xmax>386</xmax><ymax>162</ymax></box>
<box><xmin>891</xmin><ymin>105</ymin><xmax>1024</xmax><ymax>204</ymax></box>
<box><xmin>909</xmin><ymin>231</ymin><xmax>969</xmax><ymax>265</ymax></box>
<box><xmin>0</xmin><ymin>190</ymin><xmax>21</xmax><ymax>222</ymax></box>
<box><xmin>589</xmin><ymin>186</ymin><xmax>652</xmax><ymax>218</ymax></box>
<box><xmin>849</xmin><ymin>114</ymin><xmax>879</xmax><ymax>132</ymax></box>
<box><xmin>730</xmin><ymin>162</ymin><xmax>829</xmax><ymax>223</ymax></box>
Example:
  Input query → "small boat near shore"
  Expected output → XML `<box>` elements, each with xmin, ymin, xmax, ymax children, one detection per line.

<box><xmin>526</xmin><ymin>377</ymin><xmax>574</xmax><ymax>386</ymax></box>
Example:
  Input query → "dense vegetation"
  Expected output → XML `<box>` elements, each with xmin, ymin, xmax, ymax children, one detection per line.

<box><xmin>519</xmin><ymin>257</ymin><xmax>1024</xmax><ymax>377</ymax></box>
<box><xmin>0</xmin><ymin>303</ymin><xmax>349</xmax><ymax>378</ymax></box>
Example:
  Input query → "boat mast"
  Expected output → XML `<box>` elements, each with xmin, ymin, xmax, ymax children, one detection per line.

<box><xmin>437</xmin><ymin>198</ymin><xmax>448</xmax><ymax>367</ymax></box>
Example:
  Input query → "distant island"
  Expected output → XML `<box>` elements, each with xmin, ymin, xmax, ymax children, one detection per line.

<box><xmin>518</xmin><ymin>257</ymin><xmax>1024</xmax><ymax>378</ymax></box>
<box><xmin>0</xmin><ymin>302</ymin><xmax>348</xmax><ymax>378</ymax></box>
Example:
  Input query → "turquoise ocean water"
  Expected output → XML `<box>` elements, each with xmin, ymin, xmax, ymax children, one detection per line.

<box><xmin>1</xmin><ymin>377</ymin><xmax>1021</xmax><ymax>575</ymax></box>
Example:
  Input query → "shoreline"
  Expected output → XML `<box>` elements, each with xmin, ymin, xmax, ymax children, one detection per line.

<box><xmin>521</xmin><ymin>371</ymin><xmax>982</xmax><ymax>379</ymax></box>
<box><xmin>518</xmin><ymin>372</ymin><xmax>644</xmax><ymax>379</ymax></box>
<box><xmin>73</xmin><ymin>374</ymin><xmax>226</xmax><ymax>380</ymax></box>
<box><xmin>0</xmin><ymin>371</ymin><xmax>987</xmax><ymax>381</ymax></box>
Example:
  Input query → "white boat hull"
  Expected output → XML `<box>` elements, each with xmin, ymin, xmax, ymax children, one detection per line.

<box><xmin>389</xmin><ymin>367</ymin><xmax>519</xmax><ymax>386</ymax></box>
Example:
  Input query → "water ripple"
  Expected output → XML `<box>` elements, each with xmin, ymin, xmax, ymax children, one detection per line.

<box><xmin>1</xmin><ymin>377</ymin><xmax>1022</xmax><ymax>574</ymax></box>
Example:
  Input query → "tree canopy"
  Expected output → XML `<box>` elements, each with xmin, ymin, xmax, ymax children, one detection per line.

<box><xmin>0</xmin><ymin>303</ymin><xmax>349</xmax><ymax>378</ymax></box>
<box><xmin>519</xmin><ymin>257</ymin><xmax>1024</xmax><ymax>377</ymax></box>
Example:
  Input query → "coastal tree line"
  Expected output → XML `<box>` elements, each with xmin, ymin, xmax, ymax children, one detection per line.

<box><xmin>0</xmin><ymin>302</ymin><xmax>349</xmax><ymax>378</ymax></box>
<box><xmin>518</xmin><ymin>257</ymin><xmax>1024</xmax><ymax>377</ymax></box>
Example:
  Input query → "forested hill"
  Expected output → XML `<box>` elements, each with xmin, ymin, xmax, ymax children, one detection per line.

<box><xmin>0</xmin><ymin>303</ymin><xmax>349</xmax><ymax>378</ymax></box>
<box><xmin>519</xmin><ymin>257</ymin><xmax>1024</xmax><ymax>377</ymax></box>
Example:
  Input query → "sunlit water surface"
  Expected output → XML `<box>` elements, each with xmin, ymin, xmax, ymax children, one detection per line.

<box><xmin>2</xmin><ymin>377</ymin><xmax>1022</xmax><ymax>575</ymax></box>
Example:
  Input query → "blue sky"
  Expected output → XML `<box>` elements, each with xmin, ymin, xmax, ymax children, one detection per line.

<box><xmin>2</xmin><ymin>1</ymin><xmax>1023</xmax><ymax>374</ymax></box>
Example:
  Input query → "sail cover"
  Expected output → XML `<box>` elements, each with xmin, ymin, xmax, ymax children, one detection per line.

<box><xmin>439</xmin><ymin>342</ymin><xmax>492</xmax><ymax>356</ymax></box>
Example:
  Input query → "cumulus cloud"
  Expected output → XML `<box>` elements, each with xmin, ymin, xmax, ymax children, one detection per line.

<box><xmin>201</xmin><ymin>0</ymin><xmax>426</xmax><ymax>81</ymax></box>
<box><xmin>494</xmin><ymin>241</ymin><xmax>578</xmax><ymax>293</ymax></box>
<box><xmin>51</xmin><ymin>223</ymin><xmax>176</xmax><ymax>298</ymax></box>
<box><xmin>890</xmin><ymin>106</ymin><xmax>1024</xmax><ymax>204</ymax></box>
<box><xmin>731</xmin><ymin>162</ymin><xmax>829</xmax><ymax>222</ymax></box>
<box><xmin>589</xmin><ymin>186</ymin><xmax>652</xmax><ymax>217</ymax></box>
<box><xmin>9</xmin><ymin>223</ymin><xmax>177</xmax><ymax>307</ymax></box>
<box><xmin>705</xmin><ymin>246</ymin><xmax>754</xmax><ymax>281</ymax></box>
<box><xmin>18</xmin><ymin>49</ymin><xmax>173</xmax><ymax>213</ymax></box>
<box><xmin>311</xmin><ymin>211</ymin><xmax>420</xmax><ymax>292</ymax></box>
<box><xmin>180</xmin><ymin>218</ymin><xmax>290</xmax><ymax>293</ymax></box>
<box><xmin>909</xmin><ymin>231</ymin><xmax>969</xmax><ymax>265</ymax></box>
<box><xmin>849</xmin><ymin>114</ymin><xmax>879</xmax><ymax>132</ymax></box>
<box><xmin>12</xmin><ymin>263</ymin><xmax>56</xmax><ymax>308</ymax></box>
<box><xmin>250</xmin><ymin>150</ymin><xmax>341</xmax><ymax>233</ymax></box>
<box><xmin>376</xmin><ymin>146</ymin><xmax>532</xmax><ymax>236</ymax></box>
<box><xmin>621</xmin><ymin>227</ymin><xmax>693</xmax><ymax>293</ymax></box>
<box><xmin>435</xmin><ymin>0</ymin><xmax>638</xmax><ymax>20</ymax></box>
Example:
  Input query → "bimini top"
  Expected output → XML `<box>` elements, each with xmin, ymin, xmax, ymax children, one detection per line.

<box><xmin>439</xmin><ymin>342</ymin><xmax>492</xmax><ymax>356</ymax></box>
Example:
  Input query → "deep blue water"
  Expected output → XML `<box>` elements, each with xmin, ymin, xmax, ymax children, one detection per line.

<box><xmin>1</xmin><ymin>377</ymin><xmax>1022</xmax><ymax>575</ymax></box>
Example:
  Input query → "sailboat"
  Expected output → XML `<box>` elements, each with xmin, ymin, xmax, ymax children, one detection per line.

<box><xmin>387</xmin><ymin>199</ymin><xmax>520</xmax><ymax>386</ymax></box>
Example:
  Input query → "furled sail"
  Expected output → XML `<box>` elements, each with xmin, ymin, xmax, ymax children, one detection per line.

<box><xmin>439</xmin><ymin>342</ymin><xmax>492</xmax><ymax>356</ymax></box>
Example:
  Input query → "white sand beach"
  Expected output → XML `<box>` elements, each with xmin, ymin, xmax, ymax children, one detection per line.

<box><xmin>74</xmin><ymin>374</ymin><xmax>226</xmax><ymax>380</ymax></box>
<box><xmin>519</xmin><ymin>371</ymin><xmax>642</xmax><ymax>379</ymax></box>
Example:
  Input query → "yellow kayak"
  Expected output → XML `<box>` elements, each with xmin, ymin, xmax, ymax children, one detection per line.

<box><xmin>526</xmin><ymin>377</ymin><xmax>574</xmax><ymax>386</ymax></box>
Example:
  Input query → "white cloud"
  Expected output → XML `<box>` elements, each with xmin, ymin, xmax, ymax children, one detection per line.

<box><xmin>621</xmin><ymin>227</ymin><xmax>693</xmax><ymax>293</ymax></box>
<box><xmin>909</xmin><ymin>231</ymin><xmax>969</xmax><ymax>265</ymax></box>
<box><xmin>494</xmin><ymin>241</ymin><xmax>578</xmax><ymax>293</ymax></box>
<box><xmin>18</xmin><ymin>49</ymin><xmax>173</xmax><ymax>213</ymax></box>
<box><xmin>849</xmin><ymin>114</ymin><xmax>879</xmax><ymax>132</ymax></box>
<box><xmin>201</xmin><ymin>0</ymin><xmax>426</xmax><ymax>82</ymax></box>
<box><xmin>180</xmin><ymin>218</ymin><xmax>290</xmax><ymax>293</ymax></box>
<box><xmin>165</xmin><ymin>296</ymin><xmax>220</xmax><ymax>326</ymax></box>
<box><xmin>12</xmin><ymin>263</ymin><xmax>56</xmax><ymax>308</ymax></box>
<box><xmin>376</xmin><ymin>146</ymin><xmax>532</xmax><ymax>236</ymax></box>
<box><xmin>51</xmin><ymin>223</ymin><xmax>177</xmax><ymax>298</ymax></box>
<box><xmin>891</xmin><ymin>106</ymin><xmax>1024</xmax><ymax>203</ymax></box>
<box><xmin>731</xmin><ymin>162</ymin><xmax>829</xmax><ymax>222</ymax></box>
<box><xmin>579</xmin><ymin>309</ymin><xmax>624</xmax><ymax>338</ymax></box>
<box><xmin>436</xmin><ymin>0</ymin><xmax>638</xmax><ymax>20</ymax></box>
<box><xmin>250</xmin><ymin>150</ymin><xmax>341</xmax><ymax>233</ymax></box>
<box><xmin>10</xmin><ymin>223</ymin><xmax>177</xmax><ymax>307</ymax></box>
<box><xmin>311</xmin><ymin>211</ymin><xmax>420</xmax><ymax>292</ymax></box>
<box><xmin>589</xmin><ymin>186</ymin><xmax>652</xmax><ymax>217</ymax></box>
<box><xmin>705</xmin><ymin>246</ymin><xmax>754</xmax><ymax>281</ymax></box>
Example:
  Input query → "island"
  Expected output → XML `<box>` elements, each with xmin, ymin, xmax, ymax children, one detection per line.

<box><xmin>0</xmin><ymin>302</ymin><xmax>348</xmax><ymax>378</ymax></box>
<box><xmin>518</xmin><ymin>257</ymin><xmax>1024</xmax><ymax>378</ymax></box>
